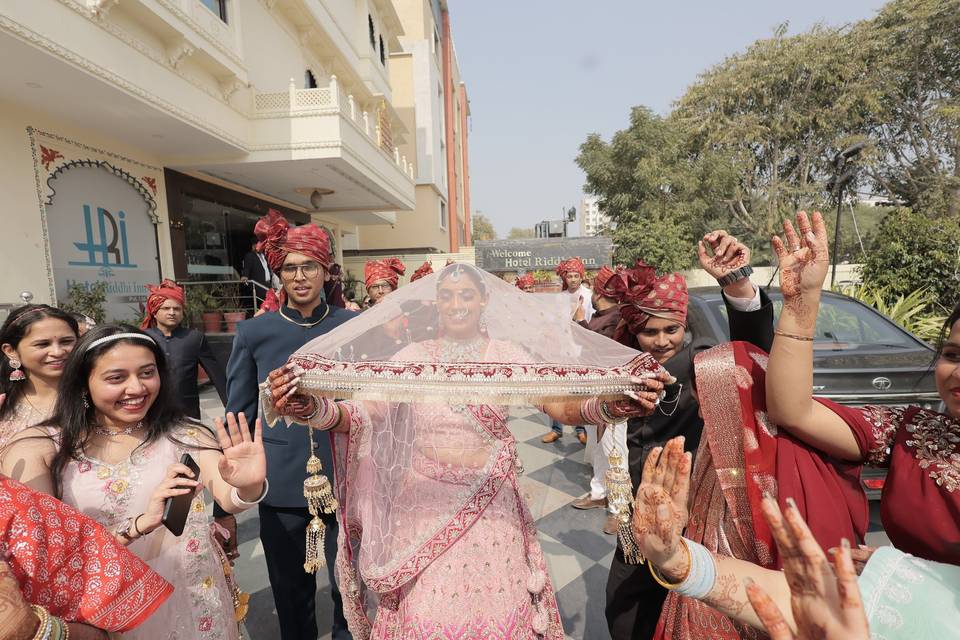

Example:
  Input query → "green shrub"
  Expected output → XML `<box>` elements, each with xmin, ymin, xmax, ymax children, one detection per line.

<box><xmin>61</xmin><ymin>281</ymin><xmax>107</xmax><ymax>323</ymax></box>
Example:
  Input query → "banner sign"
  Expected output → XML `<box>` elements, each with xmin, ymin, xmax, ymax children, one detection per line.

<box><xmin>474</xmin><ymin>237</ymin><xmax>612</xmax><ymax>272</ymax></box>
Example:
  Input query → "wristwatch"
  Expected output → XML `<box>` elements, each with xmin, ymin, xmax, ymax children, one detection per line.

<box><xmin>116</xmin><ymin>517</ymin><xmax>136</xmax><ymax>541</ymax></box>
<box><xmin>716</xmin><ymin>265</ymin><xmax>754</xmax><ymax>287</ymax></box>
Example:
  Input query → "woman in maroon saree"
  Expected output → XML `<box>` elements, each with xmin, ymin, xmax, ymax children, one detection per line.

<box><xmin>655</xmin><ymin>340</ymin><xmax>867</xmax><ymax>640</ymax></box>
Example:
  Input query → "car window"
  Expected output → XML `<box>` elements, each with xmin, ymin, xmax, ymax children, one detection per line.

<box><xmin>707</xmin><ymin>294</ymin><xmax>916</xmax><ymax>350</ymax></box>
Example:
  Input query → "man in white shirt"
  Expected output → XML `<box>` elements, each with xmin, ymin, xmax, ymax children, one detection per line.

<box><xmin>541</xmin><ymin>257</ymin><xmax>595</xmax><ymax>445</ymax></box>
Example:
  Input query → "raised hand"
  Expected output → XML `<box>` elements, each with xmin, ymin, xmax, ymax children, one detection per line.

<box><xmin>771</xmin><ymin>211</ymin><xmax>830</xmax><ymax>303</ymax></box>
<box><xmin>214</xmin><ymin>412</ymin><xmax>266</xmax><ymax>497</ymax></box>
<box><xmin>698</xmin><ymin>230</ymin><xmax>751</xmax><ymax>280</ymax></box>
<box><xmin>631</xmin><ymin>436</ymin><xmax>692</xmax><ymax>577</ymax></box>
<box><xmin>745</xmin><ymin>496</ymin><xmax>870</xmax><ymax>640</ymax></box>
<box><xmin>267</xmin><ymin>364</ymin><xmax>314</xmax><ymax>418</ymax></box>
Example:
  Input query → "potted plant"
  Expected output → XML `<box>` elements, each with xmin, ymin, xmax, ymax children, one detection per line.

<box><xmin>184</xmin><ymin>284</ymin><xmax>223</xmax><ymax>333</ymax></box>
<box><xmin>62</xmin><ymin>281</ymin><xmax>107</xmax><ymax>323</ymax></box>
<box><xmin>219</xmin><ymin>282</ymin><xmax>247</xmax><ymax>333</ymax></box>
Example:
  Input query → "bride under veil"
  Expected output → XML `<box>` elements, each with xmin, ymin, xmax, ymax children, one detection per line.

<box><xmin>265</xmin><ymin>263</ymin><xmax>667</xmax><ymax>639</ymax></box>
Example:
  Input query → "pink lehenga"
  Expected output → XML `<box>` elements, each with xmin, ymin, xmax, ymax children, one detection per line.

<box><xmin>333</xmin><ymin>341</ymin><xmax>564</xmax><ymax>639</ymax></box>
<box><xmin>267</xmin><ymin>264</ymin><xmax>665</xmax><ymax>640</ymax></box>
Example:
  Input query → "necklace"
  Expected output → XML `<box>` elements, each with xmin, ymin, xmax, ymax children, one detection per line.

<box><xmin>438</xmin><ymin>336</ymin><xmax>488</xmax><ymax>362</ymax></box>
<box><xmin>22</xmin><ymin>394</ymin><xmax>54</xmax><ymax>419</ymax></box>
<box><xmin>279</xmin><ymin>304</ymin><xmax>330</xmax><ymax>328</ymax></box>
<box><xmin>93</xmin><ymin>421</ymin><xmax>144</xmax><ymax>437</ymax></box>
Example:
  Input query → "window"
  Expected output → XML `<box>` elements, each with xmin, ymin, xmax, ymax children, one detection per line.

<box><xmin>439</xmin><ymin>201</ymin><xmax>447</xmax><ymax>230</ymax></box>
<box><xmin>305</xmin><ymin>70</ymin><xmax>318</xmax><ymax>89</ymax></box>
<box><xmin>379</xmin><ymin>35</ymin><xmax>386</xmax><ymax>65</ymax></box>
<box><xmin>368</xmin><ymin>15</ymin><xmax>376</xmax><ymax>49</ymax></box>
<box><xmin>200</xmin><ymin>0</ymin><xmax>227</xmax><ymax>22</ymax></box>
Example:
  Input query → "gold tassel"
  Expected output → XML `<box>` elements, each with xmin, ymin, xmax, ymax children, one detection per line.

<box><xmin>303</xmin><ymin>428</ymin><xmax>338</xmax><ymax>573</ymax></box>
<box><xmin>605</xmin><ymin>446</ymin><xmax>645</xmax><ymax>565</ymax></box>
<box><xmin>303</xmin><ymin>515</ymin><xmax>326</xmax><ymax>574</ymax></box>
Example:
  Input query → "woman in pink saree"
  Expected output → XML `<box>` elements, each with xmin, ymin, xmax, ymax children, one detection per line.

<box><xmin>265</xmin><ymin>263</ymin><xmax>671</xmax><ymax>639</ymax></box>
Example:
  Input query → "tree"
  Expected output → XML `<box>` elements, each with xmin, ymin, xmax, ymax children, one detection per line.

<box><xmin>854</xmin><ymin>0</ymin><xmax>960</xmax><ymax>215</ymax></box>
<box><xmin>859</xmin><ymin>207</ymin><xmax>960</xmax><ymax>309</ymax></box>
<box><xmin>507</xmin><ymin>227</ymin><xmax>535</xmax><ymax>239</ymax></box>
<box><xmin>471</xmin><ymin>213</ymin><xmax>497</xmax><ymax>242</ymax></box>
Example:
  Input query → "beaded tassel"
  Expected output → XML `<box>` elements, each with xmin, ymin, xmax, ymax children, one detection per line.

<box><xmin>303</xmin><ymin>431</ymin><xmax>338</xmax><ymax>573</ymax></box>
<box><xmin>605</xmin><ymin>446</ymin><xmax>645</xmax><ymax>565</ymax></box>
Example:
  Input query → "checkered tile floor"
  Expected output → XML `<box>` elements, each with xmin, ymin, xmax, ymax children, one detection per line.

<box><xmin>199</xmin><ymin>388</ymin><xmax>887</xmax><ymax>640</ymax></box>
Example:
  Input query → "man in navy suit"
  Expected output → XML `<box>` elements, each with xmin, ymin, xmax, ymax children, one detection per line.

<box><xmin>226</xmin><ymin>210</ymin><xmax>355</xmax><ymax>640</ymax></box>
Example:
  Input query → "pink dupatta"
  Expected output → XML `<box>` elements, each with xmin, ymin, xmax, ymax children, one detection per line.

<box><xmin>655</xmin><ymin>342</ymin><xmax>868</xmax><ymax>640</ymax></box>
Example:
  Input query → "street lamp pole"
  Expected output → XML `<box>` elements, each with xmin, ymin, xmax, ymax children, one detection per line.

<box><xmin>828</xmin><ymin>142</ymin><xmax>866</xmax><ymax>288</ymax></box>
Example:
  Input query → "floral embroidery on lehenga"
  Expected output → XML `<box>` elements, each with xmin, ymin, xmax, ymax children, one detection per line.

<box><xmin>859</xmin><ymin>405</ymin><xmax>906</xmax><ymax>467</ymax></box>
<box><xmin>904</xmin><ymin>410</ymin><xmax>960</xmax><ymax>493</ymax></box>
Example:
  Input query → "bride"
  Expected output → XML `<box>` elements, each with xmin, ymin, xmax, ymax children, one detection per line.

<box><xmin>266</xmin><ymin>263</ymin><xmax>670</xmax><ymax>639</ymax></box>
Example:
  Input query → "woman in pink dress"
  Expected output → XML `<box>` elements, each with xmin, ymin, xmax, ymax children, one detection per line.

<box><xmin>266</xmin><ymin>263</ymin><xmax>671</xmax><ymax>639</ymax></box>
<box><xmin>766</xmin><ymin>210</ymin><xmax>960</xmax><ymax>566</ymax></box>
<box><xmin>2</xmin><ymin>325</ymin><xmax>267</xmax><ymax>639</ymax></box>
<box><xmin>0</xmin><ymin>305</ymin><xmax>79</xmax><ymax>449</ymax></box>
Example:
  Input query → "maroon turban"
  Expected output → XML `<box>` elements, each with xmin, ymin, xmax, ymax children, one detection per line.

<box><xmin>141</xmin><ymin>279</ymin><xmax>185</xmax><ymax>329</ymax></box>
<box><xmin>515</xmin><ymin>274</ymin><xmax>536</xmax><ymax>290</ymax></box>
<box><xmin>556</xmin><ymin>257</ymin><xmax>586</xmax><ymax>290</ymax></box>
<box><xmin>254</xmin><ymin>209</ymin><xmax>332</xmax><ymax>273</ymax></box>
<box><xmin>612</xmin><ymin>261</ymin><xmax>688</xmax><ymax>347</ymax></box>
<box><xmin>365</xmin><ymin>258</ymin><xmax>405</xmax><ymax>289</ymax></box>
<box><xmin>592</xmin><ymin>265</ymin><xmax>626</xmax><ymax>299</ymax></box>
<box><xmin>410</xmin><ymin>261</ymin><xmax>434</xmax><ymax>282</ymax></box>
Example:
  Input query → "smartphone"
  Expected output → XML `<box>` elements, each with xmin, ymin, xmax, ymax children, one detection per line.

<box><xmin>161</xmin><ymin>453</ymin><xmax>201</xmax><ymax>536</ymax></box>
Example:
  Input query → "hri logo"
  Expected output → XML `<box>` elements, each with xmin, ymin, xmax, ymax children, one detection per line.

<box><xmin>70</xmin><ymin>204</ymin><xmax>138</xmax><ymax>270</ymax></box>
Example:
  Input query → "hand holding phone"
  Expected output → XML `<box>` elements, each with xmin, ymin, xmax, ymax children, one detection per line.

<box><xmin>150</xmin><ymin>454</ymin><xmax>202</xmax><ymax>537</ymax></box>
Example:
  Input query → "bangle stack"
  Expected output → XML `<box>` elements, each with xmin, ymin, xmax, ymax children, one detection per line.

<box><xmin>30</xmin><ymin>605</ymin><xmax>70</xmax><ymax>640</ymax></box>
<box><xmin>231</xmin><ymin>478</ymin><xmax>270</xmax><ymax>509</ymax></box>
<box><xmin>648</xmin><ymin>537</ymin><xmax>717</xmax><ymax>599</ymax></box>
<box><xmin>579</xmin><ymin>397</ymin><xmax>605</xmax><ymax>426</ymax></box>
<box><xmin>305</xmin><ymin>398</ymin><xmax>340</xmax><ymax>432</ymax></box>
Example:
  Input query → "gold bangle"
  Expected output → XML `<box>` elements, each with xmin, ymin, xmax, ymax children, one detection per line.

<box><xmin>29</xmin><ymin>605</ymin><xmax>50</xmax><ymax>640</ymax></box>
<box><xmin>647</xmin><ymin>538</ymin><xmax>691</xmax><ymax>590</ymax></box>
<box><xmin>774</xmin><ymin>329</ymin><xmax>814</xmax><ymax>342</ymax></box>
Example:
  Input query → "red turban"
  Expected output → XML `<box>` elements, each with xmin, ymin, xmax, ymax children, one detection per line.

<box><xmin>592</xmin><ymin>265</ymin><xmax>626</xmax><ymax>299</ymax></box>
<box><xmin>616</xmin><ymin>261</ymin><xmax>688</xmax><ymax>336</ymax></box>
<box><xmin>556</xmin><ymin>257</ymin><xmax>586</xmax><ymax>290</ymax></box>
<box><xmin>140</xmin><ymin>279</ymin><xmax>185</xmax><ymax>329</ymax></box>
<box><xmin>254</xmin><ymin>209</ymin><xmax>332</xmax><ymax>273</ymax></box>
<box><xmin>365</xmin><ymin>258</ymin><xmax>405</xmax><ymax>289</ymax></box>
<box><xmin>515</xmin><ymin>274</ymin><xmax>536</xmax><ymax>290</ymax></box>
<box><xmin>410</xmin><ymin>261</ymin><xmax>434</xmax><ymax>282</ymax></box>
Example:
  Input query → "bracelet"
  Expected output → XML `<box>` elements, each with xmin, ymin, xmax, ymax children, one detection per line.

<box><xmin>716</xmin><ymin>265</ymin><xmax>754</xmax><ymax>287</ymax></box>
<box><xmin>774</xmin><ymin>329</ymin><xmax>814</xmax><ymax>341</ymax></box>
<box><xmin>648</xmin><ymin>538</ymin><xmax>691</xmax><ymax>589</ymax></box>
<box><xmin>598</xmin><ymin>401</ymin><xmax>620</xmax><ymax>425</ymax></box>
<box><xmin>648</xmin><ymin>538</ymin><xmax>717</xmax><ymax>599</ymax></box>
<box><xmin>230</xmin><ymin>478</ymin><xmax>270</xmax><ymax>508</ymax></box>
<box><xmin>306</xmin><ymin>398</ymin><xmax>340</xmax><ymax>431</ymax></box>
<box><xmin>303</xmin><ymin>399</ymin><xmax>321</xmax><ymax>422</ymax></box>
<box><xmin>579</xmin><ymin>397</ymin><xmax>605</xmax><ymax>426</ymax></box>
<box><xmin>133</xmin><ymin>514</ymin><xmax>145</xmax><ymax>537</ymax></box>
<box><xmin>30</xmin><ymin>605</ymin><xmax>50</xmax><ymax>640</ymax></box>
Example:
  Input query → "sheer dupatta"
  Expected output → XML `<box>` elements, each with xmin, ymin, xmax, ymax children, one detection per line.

<box><xmin>656</xmin><ymin>342</ymin><xmax>868</xmax><ymax>640</ymax></box>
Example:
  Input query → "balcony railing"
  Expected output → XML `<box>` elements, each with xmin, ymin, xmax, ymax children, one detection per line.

<box><xmin>252</xmin><ymin>77</ymin><xmax>415</xmax><ymax>180</ymax></box>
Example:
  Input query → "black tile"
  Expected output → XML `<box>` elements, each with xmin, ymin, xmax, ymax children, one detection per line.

<box><xmin>244</xmin><ymin>583</ymin><xmax>343</xmax><ymax>638</ymax></box>
<box><xmin>554</xmin><ymin>562</ymin><xmax>612</xmax><ymax>640</ymax></box>
<box><xmin>236</xmin><ymin>513</ymin><xmax>261</xmax><ymax>546</ymax></box>
<box><xmin>526</xmin><ymin>456</ymin><xmax>592</xmax><ymax>497</ymax></box>
<box><xmin>535</xmin><ymin>500</ymin><xmax>616</xmax><ymax>562</ymax></box>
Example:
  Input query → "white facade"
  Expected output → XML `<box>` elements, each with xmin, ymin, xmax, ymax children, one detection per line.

<box><xmin>0</xmin><ymin>0</ymin><xmax>417</xmax><ymax>311</ymax></box>
<box><xmin>581</xmin><ymin>194</ymin><xmax>610</xmax><ymax>237</ymax></box>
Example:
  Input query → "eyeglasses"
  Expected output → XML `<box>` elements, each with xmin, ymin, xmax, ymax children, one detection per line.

<box><xmin>368</xmin><ymin>283</ymin><xmax>392</xmax><ymax>292</ymax></box>
<box><xmin>280</xmin><ymin>262</ymin><xmax>321</xmax><ymax>280</ymax></box>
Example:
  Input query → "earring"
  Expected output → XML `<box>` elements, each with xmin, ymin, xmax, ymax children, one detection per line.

<box><xmin>8</xmin><ymin>358</ymin><xmax>24</xmax><ymax>382</ymax></box>
<box><xmin>479</xmin><ymin>307</ymin><xmax>488</xmax><ymax>333</ymax></box>
<box><xmin>82</xmin><ymin>393</ymin><xmax>90</xmax><ymax>409</ymax></box>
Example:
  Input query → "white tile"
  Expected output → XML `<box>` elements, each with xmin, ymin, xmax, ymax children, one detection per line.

<box><xmin>517</xmin><ymin>441</ymin><xmax>562</xmax><ymax>474</ymax></box>
<box><xmin>537</xmin><ymin>531</ymin><xmax>596</xmax><ymax>592</ymax></box>
<box><xmin>518</xmin><ymin>476</ymin><xmax>577</xmax><ymax>521</ymax></box>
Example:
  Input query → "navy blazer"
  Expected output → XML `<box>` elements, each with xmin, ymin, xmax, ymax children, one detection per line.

<box><xmin>146</xmin><ymin>326</ymin><xmax>227</xmax><ymax>419</ymax></box>
<box><xmin>226</xmin><ymin>302</ymin><xmax>355</xmax><ymax>508</ymax></box>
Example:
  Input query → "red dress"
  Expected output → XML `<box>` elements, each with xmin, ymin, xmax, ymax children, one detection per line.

<box><xmin>818</xmin><ymin>400</ymin><xmax>960</xmax><ymax>565</ymax></box>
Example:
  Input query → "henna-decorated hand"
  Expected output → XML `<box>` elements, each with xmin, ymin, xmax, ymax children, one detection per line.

<box><xmin>606</xmin><ymin>373</ymin><xmax>673</xmax><ymax>418</ymax></box>
<box><xmin>0</xmin><ymin>557</ymin><xmax>38</xmax><ymax>640</ymax></box>
<box><xmin>631</xmin><ymin>436</ymin><xmax>692</xmax><ymax>578</ymax></box>
<box><xmin>771</xmin><ymin>211</ymin><xmax>830</xmax><ymax>303</ymax></box>
<box><xmin>267</xmin><ymin>364</ymin><xmax>314</xmax><ymax>418</ymax></box>
<box><xmin>698</xmin><ymin>230</ymin><xmax>751</xmax><ymax>280</ymax></box>
<box><xmin>745</xmin><ymin>496</ymin><xmax>870</xmax><ymax>640</ymax></box>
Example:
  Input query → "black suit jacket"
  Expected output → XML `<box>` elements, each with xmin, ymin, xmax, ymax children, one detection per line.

<box><xmin>241</xmin><ymin>251</ymin><xmax>272</xmax><ymax>291</ymax></box>
<box><xmin>625</xmin><ymin>288</ymin><xmax>775</xmax><ymax>490</ymax></box>
<box><xmin>146</xmin><ymin>326</ymin><xmax>227</xmax><ymax>419</ymax></box>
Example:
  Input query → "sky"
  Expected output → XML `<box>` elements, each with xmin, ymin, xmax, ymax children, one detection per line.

<box><xmin>451</xmin><ymin>0</ymin><xmax>888</xmax><ymax>237</ymax></box>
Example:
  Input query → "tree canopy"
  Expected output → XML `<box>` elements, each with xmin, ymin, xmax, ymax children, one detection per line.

<box><xmin>578</xmin><ymin>0</ymin><xmax>959</xmax><ymax>274</ymax></box>
<box><xmin>471</xmin><ymin>213</ymin><xmax>497</xmax><ymax>242</ymax></box>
